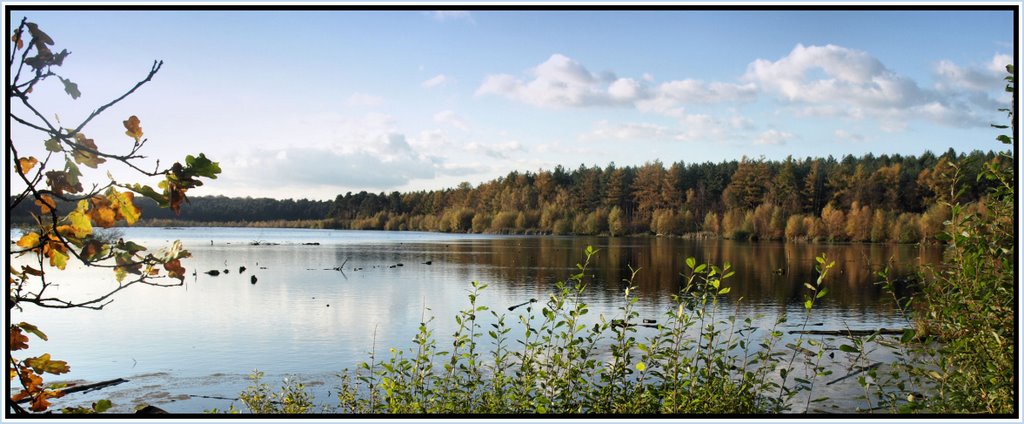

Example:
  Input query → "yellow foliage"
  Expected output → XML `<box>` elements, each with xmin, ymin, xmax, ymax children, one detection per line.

<box><xmin>66</xmin><ymin>200</ymin><xmax>92</xmax><ymax>238</ymax></box>
<box><xmin>16</xmin><ymin>232</ymin><xmax>40</xmax><ymax>249</ymax></box>
<box><xmin>34</xmin><ymin>194</ymin><xmax>55</xmax><ymax>214</ymax></box>
<box><xmin>18</xmin><ymin>156</ymin><xmax>38</xmax><ymax>174</ymax></box>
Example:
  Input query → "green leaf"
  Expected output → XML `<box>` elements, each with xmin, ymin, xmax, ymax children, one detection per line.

<box><xmin>685</xmin><ymin>257</ymin><xmax>696</xmax><ymax>269</ymax></box>
<box><xmin>900</xmin><ymin>329</ymin><xmax>916</xmax><ymax>344</ymax></box>
<box><xmin>26</xmin><ymin>353</ymin><xmax>70</xmax><ymax>374</ymax></box>
<box><xmin>717</xmin><ymin>287</ymin><xmax>731</xmax><ymax>295</ymax></box>
<box><xmin>45</xmin><ymin>137</ymin><xmax>62</xmax><ymax>152</ymax></box>
<box><xmin>16</xmin><ymin>322</ymin><xmax>48</xmax><ymax>341</ymax></box>
<box><xmin>125</xmin><ymin>183</ymin><xmax>168</xmax><ymax>207</ymax></box>
<box><xmin>816</xmin><ymin>288</ymin><xmax>829</xmax><ymax>299</ymax></box>
<box><xmin>59</xmin><ymin>77</ymin><xmax>81</xmax><ymax>99</ymax></box>
<box><xmin>804</xmin><ymin>299</ymin><xmax>813</xmax><ymax>310</ymax></box>
<box><xmin>184</xmin><ymin>153</ymin><xmax>221</xmax><ymax>179</ymax></box>
<box><xmin>838</xmin><ymin>344</ymin><xmax>859</xmax><ymax>353</ymax></box>
<box><xmin>92</xmin><ymin>399</ymin><xmax>112</xmax><ymax>413</ymax></box>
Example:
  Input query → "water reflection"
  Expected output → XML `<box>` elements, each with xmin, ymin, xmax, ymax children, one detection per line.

<box><xmin>421</xmin><ymin>235</ymin><xmax>938</xmax><ymax>316</ymax></box>
<box><xmin>10</xmin><ymin>228</ymin><xmax>941</xmax><ymax>412</ymax></box>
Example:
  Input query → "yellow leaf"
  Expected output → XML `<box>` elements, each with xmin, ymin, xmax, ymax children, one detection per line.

<box><xmin>66</xmin><ymin>200</ymin><xmax>92</xmax><ymax>238</ymax></box>
<box><xmin>26</xmin><ymin>354</ymin><xmax>70</xmax><ymax>375</ymax></box>
<box><xmin>107</xmin><ymin>188</ymin><xmax>140</xmax><ymax>225</ymax></box>
<box><xmin>123</xmin><ymin>115</ymin><xmax>143</xmax><ymax>142</ymax></box>
<box><xmin>18</xmin><ymin>157</ymin><xmax>38</xmax><ymax>174</ymax></box>
<box><xmin>48</xmin><ymin>248</ymin><xmax>68</xmax><ymax>270</ymax></box>
<box><xmin>16</xmin><ymin>232</ymin><xmax>40</xmax><ymax>249</ymax></box>
<box><xmin>35</xmin><ymin>195</ymin><xmax>55</xmax><ymax>214</ymax></box>
<box><xmin>88</xmin><ymin>196</ymin><xmax>116</xmax><ymax>228</ymax></box>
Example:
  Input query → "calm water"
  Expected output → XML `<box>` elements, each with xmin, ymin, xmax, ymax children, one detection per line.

<box><xmin>9</xmin><ymin>227</ymin><xmax>941</xmax><ymax>413</ymax></box>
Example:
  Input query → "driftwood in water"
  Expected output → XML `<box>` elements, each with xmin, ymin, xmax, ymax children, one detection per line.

<box><xmin>826</xmin><ymin>362</ymin><xmax>882</xmax><ymax>386</ymax></box>
<box><xmin>788</xmin><ymin>328</ymin><xmax>909</xmax><ymax>336</ymax></box>
<box><xmin>508</xmin><ymin>298</ymin><xmax>538</xmax><ymax>311</ymax></box>
<box><xmin>15</xmin><ymin>378</ymin><xmax>128</xmax><ymax>404</ymax></box>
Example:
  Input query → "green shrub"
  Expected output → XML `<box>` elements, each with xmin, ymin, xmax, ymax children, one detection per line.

<box><xmin>223</xmin><ymin>247</ymin><xmax>839</xmax><ymax>414</ymax></box>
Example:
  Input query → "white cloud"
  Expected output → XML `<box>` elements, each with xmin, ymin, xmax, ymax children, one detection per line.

<box><xmin>581</xmin><ymin>113</ymin><xmax>736</xmax><ymax>143</ymax></box>
<box><xmin>476</xmin><ymin>54</ymin><xmax>613</xmax><ymax>108</ymax></box>
<box><xmin>753</xmin><ymin>129</ymin><xmax>794</xmax><ymax>146</ymax></box>
<box><xmin>581</xmin><ymin>120</ymin><xmax>674</xmax><ymax>141</ymax></box>
<box><xmin>934</xmin><ymin>55</ymin><xmax>1010</xmax><ymax>93</ymax></box>
<box><xmin>477</xmin><ymin>53</ymin><xmax>755</xmax><ymax>114</ymax></box>
<box><xmin>745</xmin><ymin>44</ymin><xmax>929</xmax><ymax>109</ymax></box>
<box><xmin>654</xmin><ymin>79</ymin><xmax>757</xmax><ymax>104</ymax></box>
<box><xmin>465</xmin><ymin>140</ymin><xmax>524</xmax><ymax>159</ymax></box>
<box><xmin>428</xmin><ymin>11</ymin><xmax>475</xmax><ymax>23</ymax></box>
<box><xmin>744</xmin><ymin>43</ymin><xmax>1010</xmax><ymax>129</ymax></box>
<box><xmin>608</xmin><ymin>77</ymin><xmax>643</xmax><ymax>101</ymax></box>
<box><xmin>223</xmin><ymin>113</ymin><xmax>481</xmax><ymax>192</ymax></box>
<box><xmin>345</xmin><ymin>92</ymin><xmax>386</xmax><ymax>108</ymax></box>
<box><xmin>834</xmin><ymin>129</ymin><xmax>865</xmax><ymax>142</ymax></box>
<box><xmin>422</xmin><ymin>74</ymin><xmax>451</xmax><ymax>89</ymax></box>
<box><xmin>433</xmin><ymin>110</ymin><xmax>469</xmax><ymax>131</ymax></box>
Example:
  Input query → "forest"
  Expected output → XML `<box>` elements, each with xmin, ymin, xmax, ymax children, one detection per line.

<box><xmin>10</xmin><ymin>148</ymin><xmax>1002</xmax><ymax>244</ymax></box>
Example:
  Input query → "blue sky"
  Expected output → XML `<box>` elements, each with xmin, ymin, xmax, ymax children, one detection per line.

<box><xmin>7</xmin><ymin>8</ymin><xmax>1016</xmax><ymax>200</ymax></box>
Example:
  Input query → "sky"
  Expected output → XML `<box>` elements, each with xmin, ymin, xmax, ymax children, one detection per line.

<box><xmin>5</xmin><ymin>6</ymin><xmax>1017</xmax><ymax>201</ymax></box>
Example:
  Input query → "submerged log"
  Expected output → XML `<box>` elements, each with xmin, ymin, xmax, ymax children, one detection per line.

<box><xmin>788</xmin><ymin>328</ymin><xmax>909</xmax><ymax>336</ymax></box>
<box><xmin>826</xmin><ymin>362</ymin><xmax>882</xmax><ymax>386</ymax></box>
<box><xmin>15</xmin><ymin>378</ymin><xmax>128</xmax><ymax>404</ymax></box>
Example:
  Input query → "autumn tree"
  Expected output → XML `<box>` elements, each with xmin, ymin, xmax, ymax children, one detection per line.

<box><xmin>631</xmin><ymin>160</ymin><xmax>666</xmax><ymax>225</ymax></box>
<box><xmin>722</xmin><ymin>157</ymin><xmax>770</xmax><ymax>210</ymax></box>
<box><xmin>7</xmin><ymin>20</ymin><xmax>220</xmax><ymax>413</ymax></box>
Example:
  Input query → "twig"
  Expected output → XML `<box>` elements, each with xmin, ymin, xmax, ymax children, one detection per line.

<box><xmin>826</xmin><ymin>362</ymin><xmax>882</xmax><ymax>386</ymax></box>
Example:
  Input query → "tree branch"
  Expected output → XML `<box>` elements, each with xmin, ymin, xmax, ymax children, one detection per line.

<box><xmin>73</xmin><ymin>60</ymin><xmax>162</xmax><ymax>135</ymax></box>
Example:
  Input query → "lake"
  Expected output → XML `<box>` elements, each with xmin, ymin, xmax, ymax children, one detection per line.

<box><xmin>8</xmin><ymin>227</ymin><xmax>941</xmax><ymax>413</ymax></box>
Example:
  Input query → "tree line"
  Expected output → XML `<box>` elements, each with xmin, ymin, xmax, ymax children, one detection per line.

<box><xmin>11</xmin><ymin>148</ymin><xmax>1004</xmax><ymax>243</ymax></box>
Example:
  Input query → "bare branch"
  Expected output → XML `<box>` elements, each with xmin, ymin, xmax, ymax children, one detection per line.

<box><xmin>73</xmin><ymin>60</ymin><xmax>163</xmax><ymax>134</ymax></box>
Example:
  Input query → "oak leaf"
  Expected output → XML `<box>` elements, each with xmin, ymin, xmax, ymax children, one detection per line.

<box><xmin>88</xmin><ymin>196</ymin><xmax>116</xmax><ymax>228</ymax></box>
<box><xmin>44</xmin><ymin>137</ymin><xmax>61</xmax><ymax>152</ymax></box>
<box><xmin>16</xmin><ymin>232</ymin><xmax>40</xmax><ymax>249</ymax></box>
<box><xmin>10</xmin><ymin>328</ymin><xmax>30</xmax><ymax>351</ymax></box>
<box><xmin>26</xmin><ymin>354</ymin><xmax>71</xmax><ymax>375</ymax></box>
<box><xmin>59</xmin><ymin>77</ymin><xmax>80</xmax><ymax>100</ymax></box>
<box><xmin>123</xmin><ymin>115</ymin><xmax>143</xmax><ymax>142</ymax></box>
<box><xmin>35</xmin><ymin>194</ymin><xmax>56</xmax><ymax>214</ymax></box>
<box><xmin>46</xmin><ymin>170</ymin><xmax>81</xmax><ymax>195</ymax></box>
<box><xmin>11</xmin><ymin>28</ymin><xmax>24</xmax><ymax>49</ymax></box>
<box><xmin>81</xmin><ymin>239</ymin><xmax>106</xmax><ymax>261</ymax></box>
<box><xmin>108</xmin><ymin>188</ymin><xmax>141</xmax><ymax>225</ymax></box>
<box><xmin>164</xmin><ymin>259</ymin><xmax>186</xmax><ymax>281</ymax></box>
<box><xmin>18</xmin><ymin>156</ymin><xmax>38</xmax><ymax>174</ymax></box>
<box><xmin>72</xmin><ymin>133</ymin><xmax>105</xmax><ymax>168</ymax></box>
<box><xmin>46</xmin><ymin>246</ymin><xmax>68</xmax><ymax>270</ymax></box>
<box><xmin>66</xmin><ymin>200</ymin><xmax>93</xmax><ymax>238</ymax></box>
<box><xmin>16</xmin><ymin>323</ymin><xmax>48</xmax><ymax>342</ymax></box>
